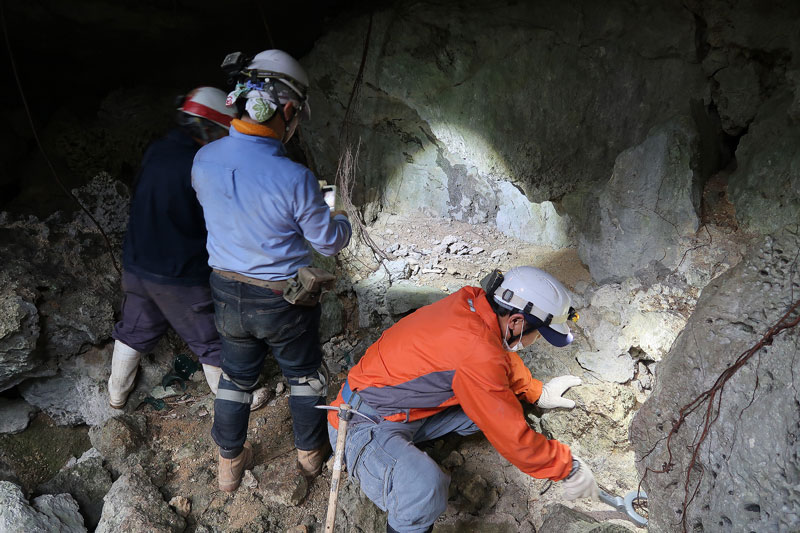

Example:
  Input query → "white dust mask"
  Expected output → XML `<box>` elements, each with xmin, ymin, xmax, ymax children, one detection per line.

<box><xmin>503</xmin><ymin>321</ymin><xmax>524</xmax><ymax>352</ymax></box>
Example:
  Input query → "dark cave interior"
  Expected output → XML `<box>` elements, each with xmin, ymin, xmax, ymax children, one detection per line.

<box><xmin>0</xmin><ymin>0</ymin><xmax>358</xmax><ymax>214</ymax></box>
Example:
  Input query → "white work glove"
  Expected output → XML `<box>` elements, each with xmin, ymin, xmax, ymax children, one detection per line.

<box><xmin>537</xmin><ymin>375</ymin><xmax>582</xmax><ymax>409</ymax></box>
<box><xmin>562</xmin><ymin>456</ymin><xmax>599</xmax><ymax>501</ymax></box>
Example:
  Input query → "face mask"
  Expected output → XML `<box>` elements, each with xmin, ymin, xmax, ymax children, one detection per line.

<box><xmin>503</xmin><ymin>321</ymin><xmax>524</xmax><ymax>352</ymax></box>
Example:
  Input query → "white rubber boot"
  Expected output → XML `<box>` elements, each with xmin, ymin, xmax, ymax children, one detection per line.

<box><xmin>108</xmin><ymin>340</ymin><xmax>142</xmax><ymax>409</ymax></box>
<box><xmin>203</xmin><ymin>364</ymin><xmax>223</xmax><ymax>395</ymax></box>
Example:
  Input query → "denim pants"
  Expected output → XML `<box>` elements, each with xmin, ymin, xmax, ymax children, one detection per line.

<box><xmin>113</xmin><ymin>270</ymin><xmax>221</xmax><ymax>366</ymax></box>
<box><xmin>328</xmin><ymin>401</ymin><xmax>480</xmax><ymax>533</ymax></box>
<box><xmin>210</xmin><ymin>272</ymin><xmax>327</xmax><ymax>452</ymax></box>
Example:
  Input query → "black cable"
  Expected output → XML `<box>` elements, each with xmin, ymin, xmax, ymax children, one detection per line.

<box><xmin>0</xmin><ymin>0</ymin><xmax>121</xmax><ymax>275</ymax></box>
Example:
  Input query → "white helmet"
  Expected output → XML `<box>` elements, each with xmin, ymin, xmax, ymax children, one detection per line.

<box><xmin>245</xmin><ymin>50</ymin><xmax>310</xmax><ymax>120</ymax></box>
<box><xmin>491</xmin><ymin>266</ymin><xmax>578</xmax><ymax>347</ymax></box>
<box><xmin>178</xmin><ymin>87</ymin><xmax>236</xmax><ymax>129</ymax></box>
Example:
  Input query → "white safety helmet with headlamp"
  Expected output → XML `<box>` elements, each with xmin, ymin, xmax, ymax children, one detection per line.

<box><xmin>246</xmin><ymin>50</ymin><xmax>309</xmax><ymax>104</ymax></box>
<box><xmin>490</xmin><ymin>266</ymin><xmax>578</xmax><ymax>347</ymax></box>
<box><xmin>224</xmin><ymin>49</ymin><xmax>311</xmax><ymax>125</ymax></box>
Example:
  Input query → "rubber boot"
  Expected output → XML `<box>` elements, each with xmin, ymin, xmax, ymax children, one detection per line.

<box><xmin>297</xmin><ymin>440</ymin><xmax>332</xmax><ymax>478</ymax></box>
<box><xmin>202</xmin><ymin>364</ymin><xmax>223</xmax><ymax>395</ymax></box>
<box><xmin>108</xmin><ymin>340</ymin><xmax>142</xmax><ymax>409</ymax></box>
<box><xmin>218</xmin><ymin>441</ymin><xmax>254</xmax><ymax>492</ymax></box>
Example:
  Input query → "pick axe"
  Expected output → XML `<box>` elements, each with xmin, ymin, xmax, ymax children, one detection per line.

<box><xmin>315</xmin><ymin>403</ymin><xmax>378</xmax><ymax>532</ymax></box>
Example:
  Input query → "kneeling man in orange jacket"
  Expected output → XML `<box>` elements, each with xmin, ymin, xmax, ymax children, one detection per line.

<box><xmin>328</xmin><ymin>266</ymin><xmax>598</xmax><ymax>533</ymax></box>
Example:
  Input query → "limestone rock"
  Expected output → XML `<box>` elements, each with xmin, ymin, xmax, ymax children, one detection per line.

<box><xmin>303</xmin><ymin>1</ymin><xmax>704</xmax><ymax>240</ymax></box>
<box><xmin>168</xmin><ymin>496</ymin><xmax>191</xmax><ymax>518</ymax></box>
<box><xmin>89</xmin><ymin>414</ymin><xmax>147</xmax><ymax>474</ymax></box>
<box><xmin>0</xmin><ymin>275</ymin><xmax>47</xmax><ymax>392</ymax></box>
<box><xmin>573</xmin><ymin>278</ymin><xmax>692</xmax><ymax>383</ymax></box>
<box><xmin>0</xmin><ymin>458</ymin><xmax>20</xmax><ymax>486</ymax></box>
<box><xmin>19</xmin><ymin>372</ymin><xmax>118</xmax><ymax>427</ymax></box>
<box><xmin>577</xmin><ymin>116</ymin><xmax>702</xmax><ymax>284</ymax></box>
<box><xmin>333</xmin><ymin>478</ymin><xmax>387</xmax><ymax>533</ymax></box>
<box><xmin>539</xmin><ymin>504</ymin><xmax>598</xmax><ymax>532</ymax></box>
<box><xmin>31</xmin><ymin>493</ymin><xmax>88</xmax><ymax>532</ymax></box>
<box><xmin>631</xmin><ymin>226</ymin><xmax>800</xmax><ymax>532</ymax></box>
<box><xmin>353</xmin><ymin>268</ymin><xmax>390</xmax><ymax>328</ymax></box>
<box><xmin>540</xmin><ymin>383</ymin><xmax>637</xmax><ymax>454</ymax></box>
<box><xmin>254</xmin><ymin>461</ymin><xmax>308</xmax><ymax>507</ymax></box>
<box><xmin>711</xmin><ymin>54</ymin><xmax>762</xmax><ymax>135</ymax></box>
<box><xmin>0</xmin><ymin>481</ymin><xmax>86</xmax><ymax>532</ymax></box>
<box><xmin>728</xmin><ymin>92</ymin><xmax>800</xmax><ymax>235</ymax></box>
<box><xmin>0</xmin><ymin>176</ymin><xmax>124</xmax><ymax>391</ymax></box>
<box><xmin>37</xmin><ymin>455</ymin><xmax>113</xmax><ymax>529</ymax></box>
<box><xmin>385</xmin><ymin>282</ymin><xmax>447</xmax><ymax>316</ymax></box>
<box><xmin>0</xmin><ymin>398</ymin><xmax>37</xmax><ymax>434</ymax></box>
<box><xmin>95</xmin><ymin>466</ymin><xmax>185</xmax><ymax>533</ymax></box>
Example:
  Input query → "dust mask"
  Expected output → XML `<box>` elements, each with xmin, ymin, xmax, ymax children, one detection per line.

<box><xmin>503</xmin><ymin>321</ymin><xmax>524</xmax><ymax>352</ymax></box>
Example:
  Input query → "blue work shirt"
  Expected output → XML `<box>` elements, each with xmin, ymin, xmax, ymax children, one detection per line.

<box><xmin>191</xmin><ymin>129</ymin><xmax>351</xmax><ymax>280</ymax></box>
<box><xmin>123</xmin><ymin>128</ymin><xmax>211</xmax><ymax>285</ymax></box>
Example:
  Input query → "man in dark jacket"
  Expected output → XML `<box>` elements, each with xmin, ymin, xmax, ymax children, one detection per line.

<box><xmin>108</xmin><ymin>87</ymin><xmax>238</xmax><ymax>408</ymax></box>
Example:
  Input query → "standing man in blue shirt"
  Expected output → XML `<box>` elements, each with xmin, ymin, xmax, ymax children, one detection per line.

<box><xmin>109</xmin><ymin>87</ymin><xmax>239</xmax><ymax>408</ymax></box>
<box><xmin>192</xmin><ymin>50</ymin><xmax>352</xmax><ymax>492</ymax></box>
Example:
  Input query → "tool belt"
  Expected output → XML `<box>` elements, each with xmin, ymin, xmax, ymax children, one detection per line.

<box><xmin>212</xmin><ymin>269</ymin><xmax>289</xmax><ymax>291</ymax></box>
<box><xmin>282</xmin><ymin>266</ymin><xmax>336</xmax><ymax>307</ymax></box>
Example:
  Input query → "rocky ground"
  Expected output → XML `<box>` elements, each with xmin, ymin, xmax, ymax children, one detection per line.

<box><xmin>0</xmin><ymin>206</ymin><xmax>671</xmax><ymax>532</ymax></box>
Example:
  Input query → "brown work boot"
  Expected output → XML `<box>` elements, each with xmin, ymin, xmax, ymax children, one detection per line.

<box><xmin>218</xmin><ymin>442</ymin><xmax>254</xmax><ymax>492</ymax></box>
<box><xmin>297</xmin><ymin>441</ymin><xmax>332</xmax><ymax>479</ymax></box>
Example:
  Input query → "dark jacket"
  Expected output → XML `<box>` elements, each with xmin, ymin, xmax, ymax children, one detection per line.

<box><xmin>122</xmin><ymin>128</ymin><xmax>210</xmax><ymax>285</ymax></box>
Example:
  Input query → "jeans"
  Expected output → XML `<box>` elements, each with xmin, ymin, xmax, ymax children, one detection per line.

<box><xmin>113</xmin><ymin>270</ymin><xmax>221</xmax><ymax>366</ymax></box>
<box><xmin>210</xmin><ymin>272</ymin><xmax>327</xmax><ymax>452</ymax></box>
<box><xmin>329</xmin><ymin>399</ymin><xmax>480</xmax><ymax>533</ymax></box>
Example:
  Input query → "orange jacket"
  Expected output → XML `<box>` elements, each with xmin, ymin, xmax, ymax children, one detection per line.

<box><xmin>329</xmin><ymin>286</ymin><xmax>573</xmax><ymax>481</ymax></box>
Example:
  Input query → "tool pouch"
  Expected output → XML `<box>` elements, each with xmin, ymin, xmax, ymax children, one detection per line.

<box><xmin>282</xmin><ymin>267</ymin><xmax>336</xmax><ymax>307</ymax></box>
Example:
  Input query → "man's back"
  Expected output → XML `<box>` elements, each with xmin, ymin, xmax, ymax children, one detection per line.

<box><xmin>123</xmin><ymin>128</ymin><xmax>209</xmax><ymax>284</ymax></box>
<box><xmin>193</xmin><ymin>128</ymin><xmax>351</xmax><ymax>280</ymax></box>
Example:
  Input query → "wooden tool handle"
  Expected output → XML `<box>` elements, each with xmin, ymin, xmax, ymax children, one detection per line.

<box><xmin>325</xmin><ymin>405</ymin><xmax>350</xmax><ymax>533</ymax></box>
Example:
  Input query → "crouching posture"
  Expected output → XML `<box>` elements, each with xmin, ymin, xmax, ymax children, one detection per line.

<box><xmin>328</xmin><ymin>266</ymin><xmax>598</xmax><ymax>533</ymax></box>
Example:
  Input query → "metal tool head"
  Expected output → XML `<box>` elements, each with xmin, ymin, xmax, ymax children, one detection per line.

<box><xmin>314</xmin><ymin>404</ymin><xmax>379</xmax><ymax>424</ymax></box>
<box><xmin>598</xmin><ymin>489</ymin><xmax>647</xmax><ymax>527</ymax></box>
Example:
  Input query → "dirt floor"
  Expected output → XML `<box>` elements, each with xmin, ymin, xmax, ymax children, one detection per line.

<box><xmin>130</xmin><ymin>212</ymin><xmax>600</xmax><ymax>531</ymax></box>
<box><xmin>1</xmin><ymin>211</ymin><xmax>621</xmax><ymax>532</ymax></box>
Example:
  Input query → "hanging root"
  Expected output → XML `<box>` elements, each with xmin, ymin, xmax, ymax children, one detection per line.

<box><xmin>336</xmin><ymin>140</ymin><xmax>388</xmax><ymax>263</ymax></box>
<box><xmin>639</xmin><ymin>297</ymin><xmax>800</xmax><ymax>532</ymax></box>
<box><xmin>332</xmin><ymin>11</ymin><xmax>387</xmax><ymax>265</ymax></box>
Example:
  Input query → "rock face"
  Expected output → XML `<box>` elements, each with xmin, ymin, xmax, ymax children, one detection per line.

<box><xmin>303</xmin><ymin>0</ymin><xmax>705</xmax><ymax>238</ymax></box>
<box><xmin>89</xmin><ymin>414</ymin><xmax>147</xmax><ymax>473</ymax></box>
<box><xmin>0</xmin><ymin>272</ymin><xmax>50</xmax><ymax>390</ymax></box>
<box><xmin>0</xmin><ymin>481</ymin><xmax>86</xmax><ymax>532</ymax></box>
<box><xmin>0</xmin><ymin>398</ymin><xmax>37</xmax><ymax>434</ymax></box>
<box><xmin>95</xmin><ymin>466</ymin><xmax>185</xmax><ymax>533</ymax></box>
<box><xmin>576</xmin><ymin>117</ymin><xmax>703</xmax><ymax>284</ymax></box>
<box><xmin>37</xmin><ymin>453</ymin><xmax>113</xmax><ymax>530</ymax></box>
<box><xmin>728</xmin><ymin>92</ymin><xmax>800</xmax><ymax>235</ymax></box>
<box><xmin>0</xmin><ymin>174</ymin><xmax>125</xmax><ymax>392</ymax></box>
<box><xmin>631</xmin><ymin>226</ymin><xmax>800</xmax><ymax>533</ymax></box>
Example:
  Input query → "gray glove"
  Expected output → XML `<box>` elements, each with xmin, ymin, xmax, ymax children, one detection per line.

<box><xmin>562</xmin><ymin>456</ymin><xmax>598</xmax><ymax>500</ymax></box>
<box><xmin>537</xmin><ymin>375</ymin><xmax>582</xmax><ymax>409</ymax></box>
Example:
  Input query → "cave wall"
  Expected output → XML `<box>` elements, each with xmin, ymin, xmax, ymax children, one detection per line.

<box><xmin>630</xmin><ymin>226</ymin><xmax>800</xmax><ymax>532</ymax></box>
<box><xmin>301</xmin><ymin>0</ymin><xmax>800</xmax><ymax>249</ymax></box>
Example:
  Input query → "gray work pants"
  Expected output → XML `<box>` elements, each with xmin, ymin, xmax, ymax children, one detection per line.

<box><xmin>328</xmin><ymin>403</ymin><xmax>479</xmax><ymax>532</ymax></box>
